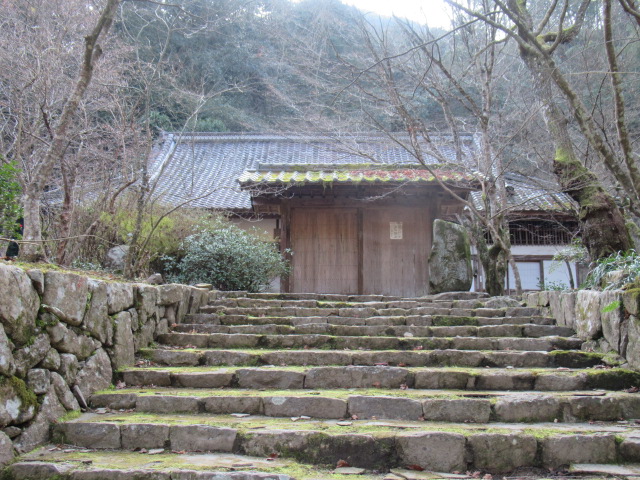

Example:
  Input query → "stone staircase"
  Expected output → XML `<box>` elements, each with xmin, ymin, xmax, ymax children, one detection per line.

<box><xmin>6</xmin><ymin>291</ymin><xmax>640</xmax><ymax>479</ymax></box>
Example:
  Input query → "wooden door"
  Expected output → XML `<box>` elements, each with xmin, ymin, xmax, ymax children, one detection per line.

<box><xmin>362</xmin><ymin>206</ymin><xmax>430</xmax><ymax>297</ymax></box>
<box><xmin>290</xmin><ymin>208</ymin><xmax>358</xmax><ymax>294</ymax></box>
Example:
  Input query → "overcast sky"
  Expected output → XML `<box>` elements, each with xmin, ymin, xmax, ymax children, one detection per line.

<box><xmin>340</xmin><ymin>0</ymin><xmax>451</xmax><ymax>28</ymax></box>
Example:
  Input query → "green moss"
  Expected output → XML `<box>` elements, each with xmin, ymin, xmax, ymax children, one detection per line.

<box><xmin>0</xmin><ymin>376</ymin><xmax>38</xmax><ymax>412</ymax></box>
<box><xmin>585</xmin><ymin>368</ymin><xmax>640</xmax><ymax>389</ymax></box>
<box><xmin>36</xmin><ymin>312</ymin><xmax>59</xmax><ymax>329</ymax></box>
<box><xmin>432</xmin><ymin>316</ymin><xmax>479</xmax><ymax>326</ymax></box>
<box><xmin>57</xmin><ymin>409</ymin><xmax>82</xmax><ymax>422</ymax></box>
<box><xmin>548</xmin><ymin>350</ymin><xmax>604</xmax><ymax>368</ymax></box>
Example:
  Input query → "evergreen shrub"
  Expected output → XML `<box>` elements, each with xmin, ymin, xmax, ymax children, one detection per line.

<box><xmin>167</xmin><ymin>220</ymin><xmax>288</xmax><ymax>292</ymax></box>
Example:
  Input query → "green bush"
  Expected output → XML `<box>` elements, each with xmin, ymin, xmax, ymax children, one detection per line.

<box><xmin>0</xmin><ymin>160</ymin><xmax>22</xmax><ymax>240</ymax></box>
<box><xmin>584</xmin><ymin>249</ymin><xmax>640</xmax><ymax>290</ymax></box>
<box><xmin>167</xmin><ymin>221</ymin><xmax>289</xmax><ymax>292</ymax></box>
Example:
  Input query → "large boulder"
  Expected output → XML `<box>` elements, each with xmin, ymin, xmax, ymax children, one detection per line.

<box><xmin>560</xmin><ymin>292</ymin><xmax>577</xmax><ymax>328</ymax></box>
<box><xmin>0</xmin><ymin>324</ymin><xmax>16</xmax><ymax>376</ymax></box>
<box><xmin>106</xmin><ymin>282</ymin><xmax>134</xmax><ymax>315</ymax></box>
<box><xmin>428</xmin><ymin>220</ymin><xmax>472</xmax><ymax>294</ymax></box>
<box><xmin>0</xmin><ymin>264</ymin><xmax>40</xmax><ymax>346</ymax></box>
<box><xmin>47</xmin><ymin>322</ymin><xmax>97</xmax><ymax>360</ymax></box>
<box><xmin>83</xmin><ymin>280</ymin><xmax>112</xmax><ymax>345</ymax></box>
<box><xmin>0</xmin><ymin>376</ymin><xmax>37</xmax><ymax>427</ymax></box>
<box><xmin>134</xmin><ymin>284</ymin><xmax>159</xmax><ymax>327</ymax></box>
<box><xmin>104</xmin><ymin>245</ymin><xmax>129</xmax><ymax>271</ymax></box>
<box><xmin>74</xmin><ymin>348</ymin><xmax>112</xmax><ymax>398</ymax></box>
<box><xmin>0</xmin><ymin>431</ymin><xmax>14</xmax><ymax>466</ymax></box>
<box><xmin>601</xmin><ymin>290</ymin><xmax>627</xmax><ymax>355</ymax></box>
<box><xmin>108</xmin><ymin>311</ymin><xmax>135</xmax><ymax>370</ymax></box>
<box><xmin>13</xmin><ymin>333</ymin><xmax>51</xmax><ymax>378</ymax></box>
<box><xmin>42</xmin><ymin>271</ymin><xmax>89</xmax><ymax>327</ymax></box>
<box><xmin>627</xmin><ymin>315</ymin><xmax>640</xmax><ymax>370</ymax></box>
<box><xmin>14</xmin><ymin>384</ymin><xmax>66</xmax><ymax>454</ymax></box>
<box><xmin>575</xmin><ymin>290</ymin><xmax>602</xmax><ymax>340</ymax></box>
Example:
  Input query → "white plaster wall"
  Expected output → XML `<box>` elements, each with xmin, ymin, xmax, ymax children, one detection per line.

<box><xmin>472</xmin><ymin>245</ymin><xmax>579</xmax><ymax>292</ymax></box>
<box><xmin>230</xmin><ymin>217</ymin><xmax>277</xmax><ymax>241</ymax></box>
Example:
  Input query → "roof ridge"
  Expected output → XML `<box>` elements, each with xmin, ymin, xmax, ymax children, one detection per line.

<box><xmin>162</xmin><ymin>131</ymin><xmax>477</xmax><ymax>142</ymax></box>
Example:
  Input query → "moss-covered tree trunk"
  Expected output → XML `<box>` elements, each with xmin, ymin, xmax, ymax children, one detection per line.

<box><xmin>519</xmin><ymin>51</ymin><xmax>631</xmax><ymax>260</ymax></box>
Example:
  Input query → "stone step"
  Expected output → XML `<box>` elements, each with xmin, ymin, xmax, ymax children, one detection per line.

<box><xmin>172</xmin><ymin>322</ymin><xmax>575</xmax><ymax>338</ymax></box>
<box><xmin>216</xmin><ymin>291</ymin><xmax>403</xmax><ymax>302</ymax></box>
<box><xmin>199</xmin><ymin>305</ymin><xmax>540</xmax><ymax>319</ymax></box>
<box><xmin>185</xmin><ymin>313</ymin><xmax>555</xmax><ymax>327</ymax></box>
<box><xmin>90</xmin><ymin>388</ymin><xmax>640</xmax><ymax>423</ymax></box>
<box><xmin>208</xmin><ymin>298</ymin><xmax>513</xmax><ymax>311</ymax></box>
<box><xmin>140</xmin><ymin>347</ymin><xmax>603</xmax><ymax>369</ymax></box>
<box><xmin>4</xmin><ymin>447</ymin><xmax>314</xmax><ymax>480</ymax></box>
<box><xmin>156</xmin><ymin>332</ymin><xmax>582</xmax><ymax>351</ymax></box>
<box><xmin>211</xmin><ymin>298</ymin><xmax>428</xmax><ymax>309</ymax></box>
<box><xmin>52</xmin><ymin>412</ymin><xmax>640</xmax><ymax>473</ymax></box>
<box><xmin>216</xmin><ymin>291</ymin><xmax>493</xmax><ymax>304</ymax></box>
<box><xmin>117</xmin><ymin>365</ymin><xmax>640</xmax><ymax>391</ymax></box>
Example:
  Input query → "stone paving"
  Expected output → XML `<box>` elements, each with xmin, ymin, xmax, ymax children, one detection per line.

<box><xmin>6</xmin><ymin>291</ymin><xmax>640</xmax><ymax>479</ymax></box>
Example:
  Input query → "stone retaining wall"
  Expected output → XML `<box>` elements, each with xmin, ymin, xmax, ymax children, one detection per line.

<box><xmin>0</xmin><ymin>262</ymin><xmax>210</xmax><ymax>464</ymax></box>
<box><xmin>523</xmin><ymin>289</ymin><xmax>640</xmax><ymax>369</ymax></box>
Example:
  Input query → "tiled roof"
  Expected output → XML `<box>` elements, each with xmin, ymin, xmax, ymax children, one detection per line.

<box><xmin>148</xmin><ymin>132</ymin><xmax>479</xmax><ymax>210</ymax></box>
<box><xmin>469</xmin><ymin>174</ymin><xmax>576</xmax><ymax>213</ymax></box>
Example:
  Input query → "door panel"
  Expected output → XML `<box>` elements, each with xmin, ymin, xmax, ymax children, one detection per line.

<box><xmin>362</xmin><ymin>207</ymin><xmax>430</xmax><ymax>297</ymax></box>
<box><xmin>290</xmin><ymin>208</ymin><xmax>358</xmax><ymax>294</ymax></box>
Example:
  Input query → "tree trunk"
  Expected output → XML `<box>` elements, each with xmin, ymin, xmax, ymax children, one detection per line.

<box><xmin>520</xmin><ymin>51</ymin><xmax>631</xmax><ymax>261</ymax></box>
<box><xmin>21</xmin><ymin>187</ymin><xmax>46</xmax><ymax>262</ymax></box>
<box><xmin>56</xmin><ymin>161</ymin><xmax>76</xmax><ymax>265</ymax></box>
<box><xmin>18</xmin><ymin>0</ymin><xmax>121</xmax><ymax>262</ymax></box>
<box><xmin>483</xmin><ymin>244</ymin><xmax>508</xmax><ymax>296</ymax></box>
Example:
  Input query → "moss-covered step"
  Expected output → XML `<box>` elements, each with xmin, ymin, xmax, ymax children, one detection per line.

<box><xmin>155</xmin><ymin>332</ymin><xmax>582</xmax><ymax>352</ymax></box>
<box><xmin>185</xmin><ymin>313</ymin><xmax>555</xmax><ymax>328</ymax></box>
<box><xmin>89</xmin><ymin>387</ymin><xmax>640</xmax><ymax>423</ymax></box>
<box><xmin>221</xmin><ymin>291</ymin><xmax>403</xmax><ymax>302</ymax></box>
<box><xmin>171</xmin><ymin>323</ymin><xmax>574</xmax><ymax>339</ymax></box>
<box><xmin>4</xmin><ymin>447</ymin><xmax>343</xmax><ymax>480</ymax></box>
<box><xmin>117</xmin><ymin>365</ymin><xmax>640</xmax><ymax>391</ymax></box>
<box><xmin>186</xmin><ymin>313</ymin><xmax>555</xmax><ymax>328</ymax></box>
<box><xmin>138</xmin><ymin>347</ymin><xmax>604</xmax><ymax>369</ymax></box>
<box><xmin>198</xmin><ymin>305</ymin><xmax>542</xmax><ymax>320</ymax></box>
<box><xmin>52</xmin><ymin>412</ymin><xmax>640</xmax><ymax>473</ymax></box>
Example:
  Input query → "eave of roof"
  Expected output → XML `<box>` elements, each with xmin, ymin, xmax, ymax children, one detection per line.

<box><xmin>238</xmin><ymin>167</ymin><xmax>479</xmax><ymax>187</ymax></box>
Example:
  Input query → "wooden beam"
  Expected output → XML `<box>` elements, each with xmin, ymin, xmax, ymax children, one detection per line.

<box><xmin>357</xmin><ymin>208</ymin><xmax>364</xmax><ymax>295</ymax></box>
<box><xmin>280</xmin><ymin>200</ymin><xmax>291</xmax><ymax>293</ymax></box>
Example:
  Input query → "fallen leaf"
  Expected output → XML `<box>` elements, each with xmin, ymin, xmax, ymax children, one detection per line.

<box><xmin>267</xmin><ymin>453</ymin><xmax>280</xmax><ymax>459</ymax></box>
<box><xmin>406</xmin><ymin>465</ymin><xmax>424</xmax><ymax>471</ymax></box>
<box><xmin>398</xmin><ymin>363</ymin><xmax>407</xmax><ymax>367</ymax></box>
<box><xmin>337</xmin><ymin>460</ymin><xmax>350</xmax><ymax>468</ymax></box>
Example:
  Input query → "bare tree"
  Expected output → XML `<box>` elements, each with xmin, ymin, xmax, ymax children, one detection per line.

<box><xmin>446</xmin><ymin>0</ymin><xmax>634</xmax><ymax>261</ymax></box>
<box><xmin>0</xmin><ymin>0</ymin><xmax>122</xmax><ymax>261</ymax></box>
<box><xmin>318</xmin><ymin>8</ymin><xmax>525</xmax><ymax>294</ymax></box>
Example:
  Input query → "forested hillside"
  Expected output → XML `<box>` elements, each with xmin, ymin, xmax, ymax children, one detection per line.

<box><xmin>1</xmin><ymin>0</ymin><xmax>639</xmax><ymax>277</ymax></box>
